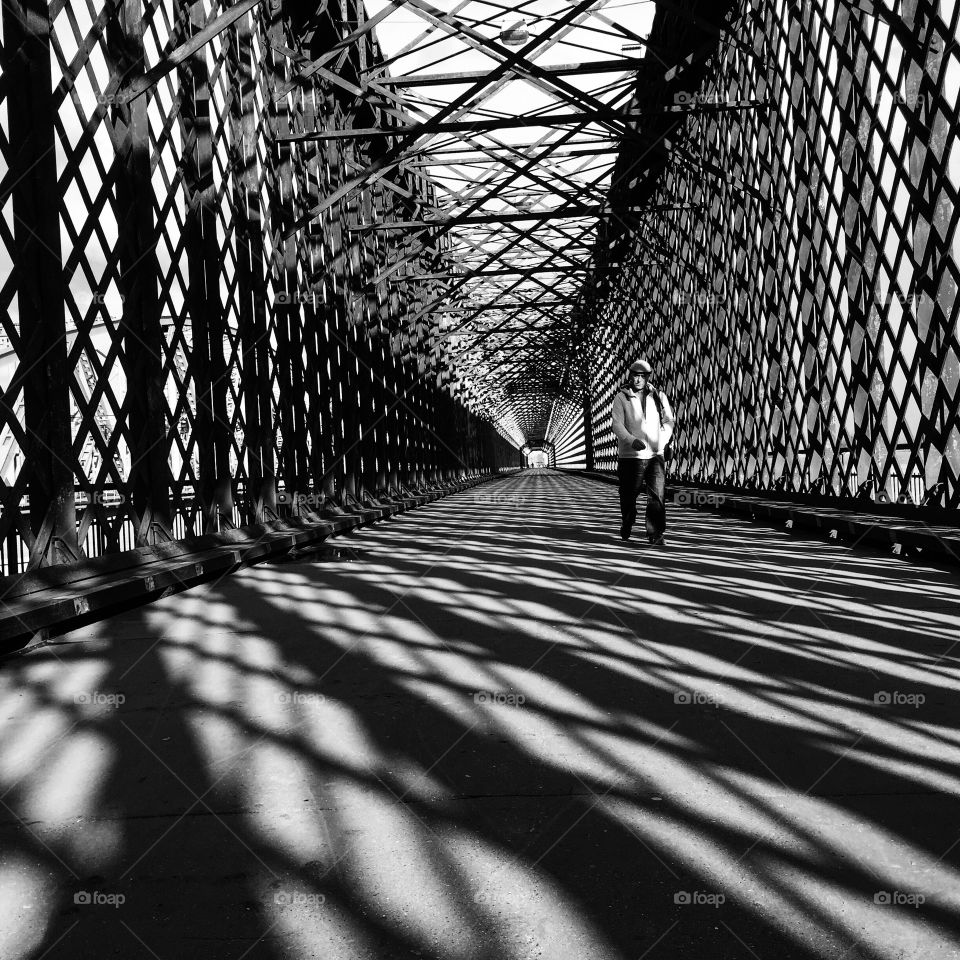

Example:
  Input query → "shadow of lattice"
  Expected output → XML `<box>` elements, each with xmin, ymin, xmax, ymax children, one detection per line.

<box><xmin>2</xmin><ymin>471</ymin><xmax>959</xmax><ymax>960</ymax></box>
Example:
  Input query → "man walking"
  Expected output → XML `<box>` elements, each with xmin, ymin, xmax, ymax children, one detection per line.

<box><xmin>611</xmin><ymin>358</ymin><xmax>676</xmax><ymax>545</ymax></box>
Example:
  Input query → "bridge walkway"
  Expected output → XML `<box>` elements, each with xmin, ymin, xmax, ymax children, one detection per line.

<box><xmin>2</xmin><ymin>470</ymin><xmax>958</xmax><ymax>959</ymax></box>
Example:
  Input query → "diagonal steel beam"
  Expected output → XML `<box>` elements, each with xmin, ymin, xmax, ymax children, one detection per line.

<box><xmin>120</xmin><ymin>0</ymin><xmax>264</xmax><ymax>104</ymax></box>
<box><xmin>271</xmin><ymin>3</ymin><xmax>401</xmax><ymax>102</ymax></box>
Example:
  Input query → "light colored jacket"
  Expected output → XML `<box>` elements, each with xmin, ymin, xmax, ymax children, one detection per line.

<box><xmin>611</xmin><ymin>387</ymin><xmax>676</xmax><ymax>460</ymax></box>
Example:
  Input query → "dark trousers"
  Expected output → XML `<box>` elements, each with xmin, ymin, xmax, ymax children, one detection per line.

<box><xmin>617</xmin><ymin>456</ymin><xmax>666</xmax><ymax>540</ymax></box>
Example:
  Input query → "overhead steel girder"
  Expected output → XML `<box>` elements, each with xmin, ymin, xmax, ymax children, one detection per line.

<box><xmin>278</xmin><ymin>109</ymin><xmax>646</xmax><ymax>143</ymax></box>
<box><xmin>444</xmin><ymin>328</ymin><xmax>548</xmax><ymax>337</ymax></box>
<box><xmin>370</xmin><ymin>56</ymin><xmax>648</xmax><ymax>88</ymax></box>
<box><xmin>350</xmin><ymin>206</ymin><xmax>624</xmax><ymax>232</ymax></box>
<box><xmin>352</xmin><ymin>202</ymin><xmax>697</xmax><ymax>233</ymax></box>
<box><xmin>405</xmin><ymin>145</ymin><xmax>621</xmax><ymax>164</ymax></box>
<box><xmin>390</xmin><ymin>267</ymin><xmax>599</xmax><ymax>281</ymax></box>
<box><xmin>434</xmin><ymin>301</ymin><xmax>575</xmax><ymax>314</ymax></box>
<box><xmin>280</xmin><ymin>101</ymin><xmax>766</xmax><ymax>145</ymax></box>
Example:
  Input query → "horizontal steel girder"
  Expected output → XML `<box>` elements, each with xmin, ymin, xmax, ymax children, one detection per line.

<box><xmin>368</xmin><ymin>56</ymin><xmax>647</xmax><ymax>88</ymax></box>
<box><xmin>279</xmin><ymin>109</ymin><xmax>646</xmax><ymax>144</ymax></box>
<box><xmin>348</xmin><ymin>204</ymin><xmax>677</xmax><ymax>232</ymax></box>
<box><xmin>434</xmin><ymin>301</ymin><xmax>574</xmax><ymax>313</ymax></box>
<box><xmin>389</xmin><ymin>266</ymin><xmax>599</xmax><ymax>280</ymax></box>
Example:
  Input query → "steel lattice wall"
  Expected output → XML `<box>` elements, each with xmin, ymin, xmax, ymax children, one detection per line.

<box><xmin>0</xmin><ymin>0</ymin><xmax>520</xmax><ymax>576</ymax></box>
<box><xmin>589</xmin><ymin>0</ymin><xmax>960</xmax><ymax>509</ymax></box>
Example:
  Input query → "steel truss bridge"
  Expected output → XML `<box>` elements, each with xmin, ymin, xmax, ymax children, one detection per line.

<box><xmin>1</xmin><ymin>0</ymin><xmax>959</xmax><ymax>576</ymax></box>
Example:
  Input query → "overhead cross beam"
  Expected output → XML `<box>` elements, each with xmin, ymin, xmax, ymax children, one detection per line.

<box><xmin>390</xmin><ymin>266</ymin><xmax>599</xmax><ymax>281</ymax></box>
<box><xmin>445</xmin><ymin>328</ymin><xmax>555</xmax><ymax>337</ymax></box>
<box><xmin>349</xmin><ymin>206</ymin><xmax>623</xmax><ymax>232</ymax></box>
<box><xmin>405</xmin><ymin>145</ymin><xmax>621</xmax><ymax>164</ymax></box>
<box><xmin>370</xmin><ymin>56</ymin><xmax>647</xmax><ymax>88</ymax></box>
<box><xmin>282</xmin><ymin>103</ymin><xmax>761</xmax><ymax>147</ymax></box>
<box><xmin>279</xmin><ymin>109</ymin><xmax>646</xmax><ymax>143</ymax></box>
<box><xmin>354</xmin><ymin>202</ymin><xmax>694</xmax><ymax>233</ymax></box>
<box><xmin>435</xmin><ymin>301</ymin><xmax>576</xmax><ymax>314</ymax></box>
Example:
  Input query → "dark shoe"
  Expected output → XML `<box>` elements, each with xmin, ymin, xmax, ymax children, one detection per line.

<box><xmin>620</xmin><ymin>522</ymin><xmax>631</xmax><ymax>541</ymax></box>
<box><xmin>649</xmin><ymin>535</ymin><xmax>666</xmax><ymax>546</ymax></box>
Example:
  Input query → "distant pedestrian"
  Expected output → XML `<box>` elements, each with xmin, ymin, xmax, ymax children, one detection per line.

<box><xmin>610</xmin><ymin>358</ymin><xmax>676</xmax><ymax>545</ymax></box>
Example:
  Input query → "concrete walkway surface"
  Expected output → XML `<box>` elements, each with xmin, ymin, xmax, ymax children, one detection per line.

<box><xmin>2</xmin><ymin>470</ymin><xmax>960</xmax><ymax>960</ymax></box>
